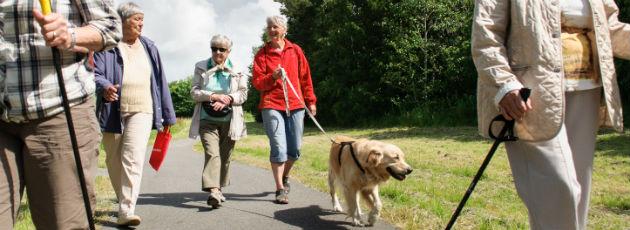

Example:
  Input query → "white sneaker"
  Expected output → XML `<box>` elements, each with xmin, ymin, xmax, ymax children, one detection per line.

<box><xmin>117</xmin><ymin>214</ymin><xmax>141</xmax><ymax>226</ymax></box>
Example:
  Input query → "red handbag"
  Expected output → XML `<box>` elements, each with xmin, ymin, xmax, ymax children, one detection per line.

<box><xmin>149</xmin><ymin>126</ymin><xmax>172</xmax><ymax>171</ymax></box>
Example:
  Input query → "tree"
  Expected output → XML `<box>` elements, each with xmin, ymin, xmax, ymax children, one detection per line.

<box><xmin>614</xmin><ymin>0</ymin><xmax>630</xmax><ymax>123</ymax></box>
<box><xmin>169</xmin><ymin>77</ymin><xmax>195</xmax><ymax>117</ymax></box>
<box><xmin>278</xmin><ymin>0</ymin><xmax>476</xmax><ymax>125</ymax></box>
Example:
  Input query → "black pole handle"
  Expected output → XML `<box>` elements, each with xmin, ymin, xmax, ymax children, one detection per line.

<box><xmin>488</xmin><ymin>88</ymin><xmax>531</xmax><ymax>141</ymax></box>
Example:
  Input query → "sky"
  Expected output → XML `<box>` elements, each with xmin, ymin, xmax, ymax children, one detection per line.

<box><xmin>115</xmin><ymin>0</ymin><xmax>283</xmax><ymax>81</ymax></box>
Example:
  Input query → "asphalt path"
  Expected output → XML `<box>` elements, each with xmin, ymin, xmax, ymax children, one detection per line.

<box><xmin>99</xmin><ymin>139</ymin><xmax>398</xmax><ymax>230</ymax></box>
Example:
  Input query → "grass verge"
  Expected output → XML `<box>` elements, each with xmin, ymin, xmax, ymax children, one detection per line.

<box><xmin>228</xmin><ymin>116</ymin><xmax>630</xmax><ymax>229</ymax></box>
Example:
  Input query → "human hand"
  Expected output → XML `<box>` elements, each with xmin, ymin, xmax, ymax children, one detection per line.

<box><xmin>211</xmin><ymin>94</ymin><xmax>232</xmax><ymax>105</ymax></box>
<box><xmin>104</xmin><ymin>84</ymin><xmax>119</xmax><ymax>102</ymax></box>
<box><xmin>499</xmin><ymin>89</ymin><xmax>532</xmax><ymax>120</ymax></box>
<box><xmin>272</xmin><ymin>68</ymin><xmax>283</xmax><ymax>80</ymax></box>
<box><xmin>309</xmin><ymin>104</ymin><xmax>317</xmax><ymax>116</ymax></box>
<box><xmin>33</xmin><ymin>10</ymin><xmax>72</xmax><ymax>49</ymax></box>
<box><xmin>212</xmin><ymin>101</ymin><xmax>227</xmax><ymax>111</ymax></box>
<box><xmin>219</xmin><ymin>95</ymin><xmax>232</xmax><ymax>105</ymax></box>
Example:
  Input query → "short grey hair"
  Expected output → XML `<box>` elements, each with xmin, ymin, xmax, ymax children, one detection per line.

<box><xmin>117</xmin><ymin>2</ymin><xmax>144</xmax><ymax>21</ymax></box>
<box><xmin>210</xmin><ymin>34</ymin><xmax>233</xmax><ymax>49</ymax></box>
<box><xmin>266</xmin><ymin>15</ymin><xmax>288</xmax><ymax>31</ymax></box>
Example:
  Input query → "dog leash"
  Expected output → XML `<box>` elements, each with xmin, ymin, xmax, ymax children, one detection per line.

<box><xmin>278</xmin><ymin>68</ymin><xmax>366</xmax><ymax>173</ymax></box>
<box><xmin>338</xmin><ymin>141</ymin><xmax>366</xmax><ymax>174</ymax></box>
<box><xmin>279</xmin><ymin>67</ymin><xmax>336</xmax><ymax>143</ymax></box>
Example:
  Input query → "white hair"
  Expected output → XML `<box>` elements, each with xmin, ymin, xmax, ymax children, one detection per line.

<box><xmin>266</xmin><ymin>15</ymin><xmax>288</xmax><ymax>31</ymax></box>
<box><xmin>117</xmin><ymin>2</ymin><xmax>143</xmax><ymax>21</ymax></box>
<box><xmin>210</xmin><ymin>34</ymin><xmax>233</xmax><ymax>49</ymax></box>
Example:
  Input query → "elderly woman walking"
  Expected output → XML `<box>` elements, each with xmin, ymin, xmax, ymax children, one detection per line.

<box><xmin>473</xmin><ymin>0</ymin><xmax>630</xmax><ymax>229</ymax></box>
<box><xmin>189</xmin><ymin>34</ymin><xmax>248</xmax><ymax>208</ymax></box>
<box><xmin>252</xmin><ymin>15</ymin><xmax>317</xmax><ymax>204</ymax></box>
<box><xmin>94</xmin><ymin>2</ymin><xmax>176</xmax><ymax>226</ymax></box>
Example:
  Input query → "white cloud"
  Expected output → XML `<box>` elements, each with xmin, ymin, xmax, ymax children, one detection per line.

<box><xmin>114</xmin><ymin>0</ymin><xmax>283</xmax><ymax>81</ymax></box>
<box><xmin>215</xmin><ymin>0</ymin><xmax>282</xmax><ymax>75</ymax></box>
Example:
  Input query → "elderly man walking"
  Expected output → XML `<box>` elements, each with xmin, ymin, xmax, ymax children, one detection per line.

<box><xmin>0</xmin><ymin>0</ymin><xmax>121</xmax><ymax>229</ymax></box>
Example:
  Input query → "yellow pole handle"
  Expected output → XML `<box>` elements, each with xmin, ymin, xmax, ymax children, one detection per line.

<box><xmin>38</xmin><ymin>0</ymin><xmax>52</xmax><ymax>15</ymax></box>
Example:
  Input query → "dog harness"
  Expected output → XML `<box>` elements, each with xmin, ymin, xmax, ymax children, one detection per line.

<box><xmin>338</xmin><ymin>141</ymin><xmax>366</xmax><ymax>174</ymax></box>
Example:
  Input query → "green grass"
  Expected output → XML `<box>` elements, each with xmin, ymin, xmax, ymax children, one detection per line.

<box><xmin>227</xmin><ymin>116</ymin><xmax>630</xmax><ymax>229</ymax></box>
<box><xmin>14</xmin><ymin>116</ymin><xmax>630</xmax><ymax>229</ymax></box>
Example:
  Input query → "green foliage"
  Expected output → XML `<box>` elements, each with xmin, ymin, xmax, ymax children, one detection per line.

<box><xmin>615</xmin><ymin>0</ymin><xmax>630</xmax><ymax>123</ymax></box>
<box><xmin>277</xmin><ymin>0</ymin><xmax>476</xmax><ymax>126</ymax></box>
<box><xmin>244</xmin><ymin>79</ymin><xmax>263</xmax><ymax>122</ymax></box>
<box><xmin>168</xmin><ymin>77</ymin><xmax>195</xmax><ymax>117</ymax></box>
<box><xmin>276</xmin><ymin>0</ymin><xmax>630</xmax><ymax>127</ymax></box>
<box><xmin>244</xmin><ymin>33</ymin><xmax>267</xmax><ymax>122</ymax></box>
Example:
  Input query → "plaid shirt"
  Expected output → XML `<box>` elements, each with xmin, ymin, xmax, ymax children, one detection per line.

<box><xmin>0</xmin><ymin>0</ymin><xmax>121</xmax><ymax>122</ymax></box>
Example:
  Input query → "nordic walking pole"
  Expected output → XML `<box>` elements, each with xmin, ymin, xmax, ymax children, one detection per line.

<box><xmin>445</xmin><ymin>88</ymin><xmax>530</xmax><ymax>230</ymax></box>
<box><xmin>38</xmin><ymin>1</ymin><xmax>96</xmax><ymax>229</ymax></box>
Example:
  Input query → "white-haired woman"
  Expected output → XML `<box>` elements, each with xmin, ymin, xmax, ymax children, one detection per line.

<box><xmin>94</xmin><ymin>2</ymin><xmax>176</xmax><ymax>226</ymax></box>
<box><xmin>252</xmin><ymin>15</ymin><xmax>317</xmax><ymax>204</ymax></box>
<box><xmin>189</xmin><ymin>34</ymin><xmax>248</xmax><ymax>208</ymax></box>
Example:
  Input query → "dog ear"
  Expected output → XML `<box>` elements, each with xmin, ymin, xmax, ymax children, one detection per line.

<box><xmin>367</xmin><ymin>150</ymin><xmax>383</xmax><ymax>166</ymax></box>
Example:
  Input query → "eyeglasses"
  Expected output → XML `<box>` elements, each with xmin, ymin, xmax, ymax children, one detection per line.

<box><xmin>211</xmin><ymin>47</ymin><xmax>228</xmax><ymax>53</ymax></box>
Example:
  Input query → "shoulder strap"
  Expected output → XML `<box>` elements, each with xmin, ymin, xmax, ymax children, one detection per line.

<box><xmin>71</xmin><ymin>0</ymin><xmax>95</xmax><ymax>69</ymax></box>
<box><xmin>71</xmin><ymin>0</ymin><xmax>89</xmax><ymax>25</ymax></box>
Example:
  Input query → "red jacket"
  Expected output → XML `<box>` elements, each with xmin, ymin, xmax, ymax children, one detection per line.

<box><xmin>253</xmin><ymin>39</ymin><xmax>317</xmax><ymax>111</ymax></box>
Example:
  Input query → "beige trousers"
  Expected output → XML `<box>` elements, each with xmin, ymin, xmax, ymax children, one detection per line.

<box><xmin>102</xmin><ymin>112</ymin><xmax>153</xmax><ymax>217</ymax></box>
<box><xmin>506</xmin><ymin>88</ymin><xmax>600</xmax><ymax>230</ymax></box>
<box><xmin>199</xmin><ymin>121</ymin><xmax>235</xmax><ymax>190</ymax></box>
<box><xmin>0</xmin><ymin>99</ymin><xmax>100</xmax><ymax>230</ymax></box>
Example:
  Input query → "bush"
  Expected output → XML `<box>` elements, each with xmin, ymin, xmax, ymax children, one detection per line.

<box><xmin>169</xmin><ymin>77</ymin><xmax>195</xmax><ymax>117</ymax></box>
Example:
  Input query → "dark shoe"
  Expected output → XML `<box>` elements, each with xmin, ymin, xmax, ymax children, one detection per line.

<box><xmin>282</xmin><ymin>176</ymin><xmax>291</xmax><ymax>194</ymax></box>
<box><xmin>275</xmin><ymin>189</ymin><xmax>289</xmax><ymax>204</ymax></box>
<box><xmin>207</xmin><ymin>192</ymin><xmax>222</xmax><ymax>208</ymax></box>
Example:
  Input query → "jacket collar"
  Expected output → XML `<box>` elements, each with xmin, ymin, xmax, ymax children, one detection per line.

<box><xmin>264</xmin><ymin>38</ymin><xmax>295</xmax><ymax>53</ymax></box>
<box><xmin>200</xmin><ymin>58</ymin><xmax>238</xmax><ymax>78</ymax></box>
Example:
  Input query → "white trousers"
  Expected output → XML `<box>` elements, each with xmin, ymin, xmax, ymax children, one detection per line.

<box><xmin>505</xmin><ymin>88</ymin><xmax>600</xmax><ymax>230</ymax></box>
<box><xmin>102</xmin><ymin>112</ymin><xmax>153</xmax><ymax>217</ymax></box>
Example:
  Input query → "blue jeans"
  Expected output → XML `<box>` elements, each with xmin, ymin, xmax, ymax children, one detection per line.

<box><xmin>262</xmin><ymin>109</ymin><xmax>305</xmax><ymax>163</ymax></box>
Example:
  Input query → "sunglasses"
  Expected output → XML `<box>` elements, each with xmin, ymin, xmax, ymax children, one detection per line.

<box><xmin>211</xmin><ymin>47</ymin><xmax>228</xmax><ymax>53</ymax></box>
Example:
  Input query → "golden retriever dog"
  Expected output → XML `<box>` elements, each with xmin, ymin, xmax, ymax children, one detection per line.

<box><xmin>328</xmin><ymin>136</ymin><xmax>413</xmax><ymax>226</ymax></box>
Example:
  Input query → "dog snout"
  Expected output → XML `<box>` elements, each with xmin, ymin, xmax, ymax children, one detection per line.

<box><xmin>406</xmin><ymin>167</ymin><xmax>413</xmax><ymax>175</ymax></box>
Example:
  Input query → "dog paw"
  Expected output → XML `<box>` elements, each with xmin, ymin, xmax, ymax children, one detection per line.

<box><xmin>368</xmin><ymin>212</ymin><xmax>378</xmax><ymax>226</ymax></box>
<box><xmin>367</xmin><ymin>216</ymin><xmax>377</xmax><ymax>226</ymax></box>
<box><xmin>351</xmin><ymin>218</ymin><xmax>365</xmax><ymax>227</ymax></box>
<box><xmin>332</xmin><ymin>204</ymin><xmax>343</xmax><ymax>212</ymax></box>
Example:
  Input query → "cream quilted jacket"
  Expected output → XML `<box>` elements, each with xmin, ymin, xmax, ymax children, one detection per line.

<box><xmin>473</xmin><ymin>0</ymin><xmax>630</xmax><ymax>141</ymax></box>
<box><xmin>188</xmin><ymin>59</ymin><xmax>248</xmax><ymax>141</ymax></box>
